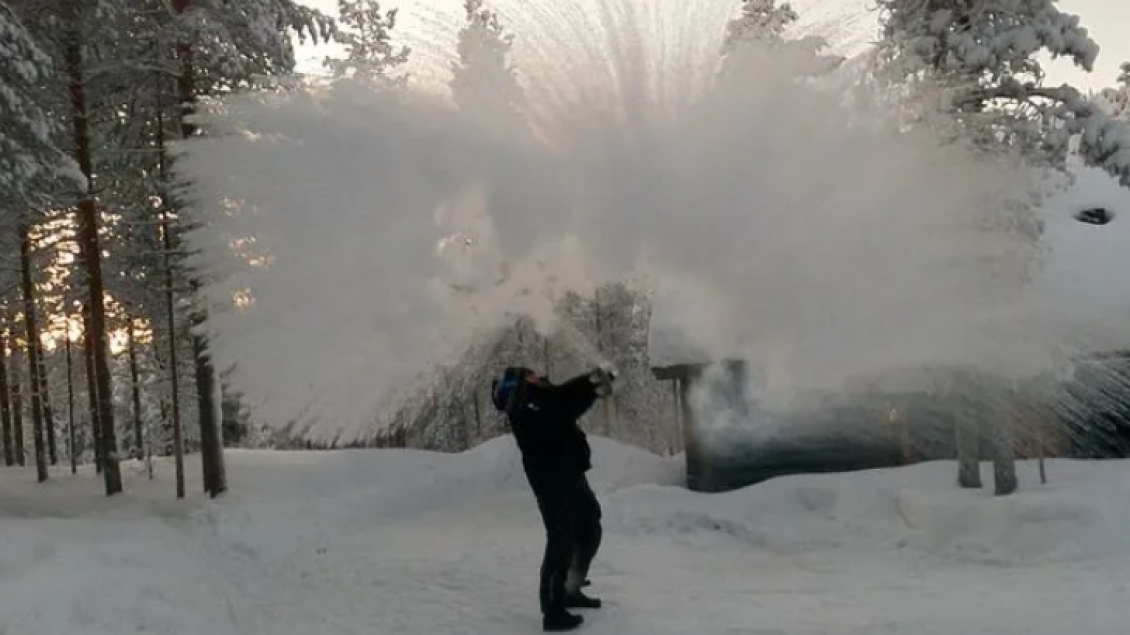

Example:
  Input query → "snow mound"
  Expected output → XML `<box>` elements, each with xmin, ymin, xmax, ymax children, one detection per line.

<box><xmin>588</xmin><ymin>437</ymin><xmax>686</xmax><ymax>490</ymax></box>
<box><xmin>604</xmin><ymin>459</ymin><xmax>1130</xmax><ymax>566</ymax></box>
<box><xmin>201</xmin><ymin>434</ymin><xmax>680</xmax><ymax>543</ymax></box>
<box><xmin>205</xmin><ymin>441</ymin><xmax>1130</xmax><ymax>569</ymax></box>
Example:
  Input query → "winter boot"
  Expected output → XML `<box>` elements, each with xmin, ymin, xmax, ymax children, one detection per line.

<box><xmin>543</xmin><ymin>610</ymin><xmax>584</xmax><ymax>632</ymax></box>
<box><xmin>564</xmin><ymin>589</ymin><xmax>602</xmax><ymax>609</ymax></box>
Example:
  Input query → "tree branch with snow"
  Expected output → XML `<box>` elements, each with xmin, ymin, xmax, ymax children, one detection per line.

<box><xmin>875</xmin><ymin>0</ymin><xmax>1130</xmax><ymax>188</ymax></box>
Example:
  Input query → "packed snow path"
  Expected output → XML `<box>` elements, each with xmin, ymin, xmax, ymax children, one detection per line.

<box><xmin>2</xmin><ymin>438</ymin><xmax>1129</xmax><ymax>635</ymax></box>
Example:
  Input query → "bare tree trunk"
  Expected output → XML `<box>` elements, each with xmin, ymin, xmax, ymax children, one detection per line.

<box><xmin>991</xmin><ymin>394</ymin><xmax>1018</xmax><ymax>496</ymax></box>
<box><xmin>163</xmin><ymin>261</ymin><xmax>183</xmax><ymax>494</ymax></box>
<box><xmin>0</xmin><ymin>341</ymin><xmax>13</xmax><ymax>466</ymax></box>
<box><xmin>192</xmin><ymin>317</ymin><xmax>226</xmax><ymax>495</ymax></box>
<box><xmin>955</xmin><ymin>414</ymin><xmax>982</xmax><ymax>488</ymax></box>
<box><xmin>173</xmin><ymin>34</ymin><xmax>227</xmax><ymax>494</ymax></box>
<box><xmin>1037</xmin><ymin>425</ymin><xmax>1047</xmax><ymax>485</ymax></box>
<box><xmin>159</xmin><ymin>19</ymin><xmax>226</xmax><ymax>493</ymax></box>
<box><xmin>37</xmin><ymin>340</ymin><xmax>57</xmax><ymax>466</ymax></box>
<box><xmin>155</xmin><ymin>92</ymin><xmax>185</xmax><ymax>499</ymax></box>
<box><xmin>159</xmin><ymin>396</ymin><xmax>169</xmax><ymax>448</ymax></box>
<box><xmin>1038</xmin><ymin>410</ymin><xmax>1048</xmax><ymax>485</ymax></box>
<box><xmin>65</xmin><ymin>19</ymin><xmax>122</xmax><ymax>496</ymax></box>
<box><xmin>162</xmin><ymin>325</ymin><xmax>183</xmax><ymax>489</ymax></box>
<box><xmin>81</xmin><ymin>304</ymin><xmax>101</xmax><ymax>473</ymax></box>
<box><xmin>992</xmin><ymin>429</ymin><xmax>1018</xmax><ymax>495</ymax></box>
<box><xmin>472</xmin><ymin>390</ymin><xmax>482</xmax><ymax>441</ymax></box>
<box><xmin>145</xmin><ymin>392</ymin><xmax>154</xmax><ymax>480</ymax></box>
<box><xmin>670</xmin><ymin>379</ymin><xmax>680</xmax><ymax>454</ymax></box>
<box><xmin>127</xmin><ymin>319</ymin><xmax>144</xmax><ymax>460</ymax></box>
<box><xmin>19</xmin><ymin>221</ymin><xmax>49</xmax><ymax>483</ymax></box>
<box><xmin>949</xmin><ymin>375</ymin><xmax>982</xmax><ymax>489</ymax></box>
<box><xmin>11</xmin><ymin>355</ymin><xmax>25</xmax><ymax>467</ymax></box>
<box><xmin>66</xmin><ymin>332</ymin><xmax>77</xmax><ymax>474</ymax></box>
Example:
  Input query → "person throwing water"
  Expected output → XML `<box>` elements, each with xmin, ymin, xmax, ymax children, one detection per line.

<box><xmin>492</xmin><ymin>365</ymin><xmax>617</xmax><ymax>632</ymax></box>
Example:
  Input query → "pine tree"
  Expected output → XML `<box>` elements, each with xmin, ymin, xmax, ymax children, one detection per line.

<box><xmin>719</xmin><ymin>0</ymin><xmax>842</xmax><ymax>78</ymax></box>
<box><xmin>324</xmin><ymin>0</ymin><xmax>408</xmax><ymax>84</ymax></box>
<box><xmin>449</xmin><ymin>0</ymin><xmax>527</xmax><ymax>135</ymax></box>
<box><xmin>875</xmin><ymin>0</ymin><xmax>1130</xmax><ymax>187</ymax></box>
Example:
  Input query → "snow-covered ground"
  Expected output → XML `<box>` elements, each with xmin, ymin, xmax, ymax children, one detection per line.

<box><xmin>2</xmin><ymin>438</ymin><xmax>1128</xmax><ymax>635</ymax></box>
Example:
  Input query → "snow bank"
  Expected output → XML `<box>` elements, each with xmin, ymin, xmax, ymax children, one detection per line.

<box><xmin>199</xmin><ymin>434</ymin><xmax>681</xmax><ymax>543</ymax></box>
<box><xmin>604</xmin><ymin>457</ymin><xmax>1130</xmax><ymax>566</ymax></box>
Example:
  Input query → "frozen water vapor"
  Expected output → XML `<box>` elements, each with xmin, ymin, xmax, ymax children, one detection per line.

<box><xmin>177</xmin><ymin>0</ymin><xmax>1130</xmax><ymax>442</ymax></box>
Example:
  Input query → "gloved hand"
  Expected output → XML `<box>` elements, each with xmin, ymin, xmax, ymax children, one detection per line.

<box><xmin>589</xmin><ymin>365</ymin><xmax>617</xmax><ymax>397</ymax></box>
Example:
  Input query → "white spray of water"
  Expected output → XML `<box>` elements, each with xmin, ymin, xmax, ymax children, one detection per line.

<box><xmin>177</xmin><ymin>0</ymin><xmax>1130</xmax><ymax>443</ymax></box>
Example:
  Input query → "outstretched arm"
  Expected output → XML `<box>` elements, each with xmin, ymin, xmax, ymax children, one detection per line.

<box><xmin>549</xmin><ymin>370</ymin><xmax>610</xmax><ymax>421</ymax></box>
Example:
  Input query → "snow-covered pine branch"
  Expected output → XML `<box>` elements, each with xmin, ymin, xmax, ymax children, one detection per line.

<box><xmin>956</xmin><ymin>78</ymin><xmax>1130</xmax><ymax>186</ymax></box>
<box><xmin>179</xmin><ymin>0</ymin><xmax>336</xmax><ymax>90</ymax></box>
<box><xmin>875</xmin><ymin>0</ymin><xmax>1130</xmax><ymax>188</ymax></box>
<box><xmin>0</xmin><ymin>2</ymin><xmax>78</xmax><ymax>208</ymax></box>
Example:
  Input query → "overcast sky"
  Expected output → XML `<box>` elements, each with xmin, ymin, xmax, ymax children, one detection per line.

<box><xmin>295</xmin><ymin>0</ymin><xmax>1129</xmax><ymax>91</ymax></box>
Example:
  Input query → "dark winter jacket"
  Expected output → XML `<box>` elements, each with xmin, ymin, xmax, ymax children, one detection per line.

<box><xmin>492</xmin><ymin>369</ymin><xmax>600</xmax><ymax>480</ymax></box>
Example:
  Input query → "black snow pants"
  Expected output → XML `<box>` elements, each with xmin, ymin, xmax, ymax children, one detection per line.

<box><xmin>530</xmin><ymin>468</ymin><xmax>603</xmax><ymax>616</ymax></box>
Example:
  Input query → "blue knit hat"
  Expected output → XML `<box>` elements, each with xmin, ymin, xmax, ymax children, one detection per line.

<box><xmin>491</xmin><ymin>366</ymin><xmax>532</xmax><ymax>412</ymax></box>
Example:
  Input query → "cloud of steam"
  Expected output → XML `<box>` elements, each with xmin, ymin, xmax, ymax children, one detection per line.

<box><xmin>177</xmin><ymin>0</ymin><xmax>1130</xmax><ymax>442</ymax></box>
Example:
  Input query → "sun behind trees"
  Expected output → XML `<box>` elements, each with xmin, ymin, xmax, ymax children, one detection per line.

<box><xmin>0</xmin><ymin>0</ymin><xmax>333</xmax><ymax>497</ymax></box>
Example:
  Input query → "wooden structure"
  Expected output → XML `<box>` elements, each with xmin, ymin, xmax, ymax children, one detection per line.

<box><xmin>651</xmin><ymin>356</ymin><xmax>917</xmax><ymax>492</ymax></box>
<box><xmin>651</xmin><ymin>352</ymin><xmax>1130</xmax><ymax>494</ymax></box>
<box><xmin>651</xmin><ymin>359</ymin><xmax>748</xmax><ymax>492</ymax></box>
